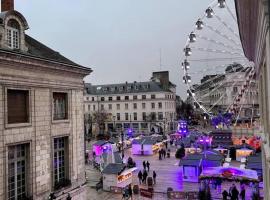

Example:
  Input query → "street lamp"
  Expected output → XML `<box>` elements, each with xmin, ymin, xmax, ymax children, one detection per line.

<box><xmin>120</xmin><ymin>129</ymin><xmax>125</xmax><ymax>160</ymax></box>
<box><xmin>129</xmin><ymin>114</ymin><xmax>132</xmax><ymax>130</ymax></box>
<box><xmin>113</xmin><ymin>115</ymin><xmax>116</xmax><ymax>132</ymax></box>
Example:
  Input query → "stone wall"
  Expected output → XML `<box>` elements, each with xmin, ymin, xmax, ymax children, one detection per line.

<box><xmin>0</xmin><ymin>55</ymin><xmax>88</xmax><ymax>199</ymax></box>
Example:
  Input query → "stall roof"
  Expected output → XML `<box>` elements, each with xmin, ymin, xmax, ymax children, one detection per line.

<box><xmin>184</xmin><ymin>154</ymin><xmax>203</xmax><ymax>160</ymax></box>
<box><xmin>200</xmin><ymin>167</ymin><xmax>259</xmax><ymax>182</ymax></box>
<box><xmin>235</xmin><ymin>144</ymin><xmax>255</xmax><ymax>150</ymax></box>
<box><xmin>93</xmin><ymin>140</ymin><xmax>113</xmax><ymax>146</ymax></box>
<box><xmin>179</xmin><ymin>159</ymin><xmax>202</xmax><ymax>167</ymax></box>
<box><xmin>247</xmin><ymin>154</ymin><xmax>262</xmax><ymax>163</ymax></box>
<box><xmin>102</xmin><ymin>163</ymin><xmax>126</xmax><ymax>174</ymax></box>
<box><xmin>202</xmin><ymin>160</ymin><xmax>222</xmax><ymax>168</ymax></box>
<box><xmin>132</xmin><ymin>137</ymin><xmax>158</xmax><ymax>145</ymax></box>
<box><xmin>109</xmin><ymin>138</ymin><xmax>119</xmax><ymax>144</ymax></box>
<box><xmin>246</xmin><ymin>162</ymin><xmax>262</xmax><ymax>170</ymax></box>
<box><xmin>204</xmin><ymin>154</ymin><xmax>224</xmax><ymax>161</ymax></box>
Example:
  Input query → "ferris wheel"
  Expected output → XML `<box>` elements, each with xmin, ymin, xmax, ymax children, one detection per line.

<box><xmin>181</xmin><ymin>0</ymin><xmax>256</xmax><ymax>119</ymax></box>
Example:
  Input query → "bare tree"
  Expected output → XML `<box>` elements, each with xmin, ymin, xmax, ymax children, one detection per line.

<box><xmin>92</xmin><ymin>110</ymin><xmax>109</xmax><ymax>134</ymax></box>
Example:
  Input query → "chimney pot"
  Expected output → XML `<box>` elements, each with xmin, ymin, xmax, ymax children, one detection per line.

<box><xmin>1</xmin><ymin>0</ymin><xmax>14</xmax><ymax>12</ymax></box>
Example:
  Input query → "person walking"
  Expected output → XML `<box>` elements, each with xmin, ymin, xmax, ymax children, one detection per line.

<box><xmin>128</xmin><ymin>184</ymin><xmax>133</xmax><ymax>200</ymax></box>
<box><xmin>142</xmin><ymin>161</ymin><xmax>146</xmax><ymax>170</ymax></box>
<box><xmin>240</xmin><ymin>184</ymin><xmax>245</xmax><ymax>200</ymax></box>
<box><xmin>142</xmin><ymin>170</ymin><xmax>148</xmax><ymax>184</ymax></box>
<box><xmin>153</xmin><ymin>170</ymin><xmax>157</xmax><ymax>184</ymax></box>
<box><xmin>138</xmin><ymin>170</ymin><xmax>143</xmax><ymax>184</ymax></box>
<box><xmin>165</xmin><ymin>141</ymin><xmax>168</xmax><ymax>149</ymax></box>
<box><xmin>231</xmin><ymin>185</ymin><xmax>239</xmax><ymax>200</ymax></box>
<box><xmin>146</xmin><ymin>161</ymin><xmax>150</xmax><ymax>172</ymax></box>
<box><xmin>66</xmin><ymin>193</ymin><xmax>72</xmax><ymax>200</ymax></box>
<box><xmin>164</xmin><ymin>149</ymin><xmax>167</xmax><ymax>158</ymax></box>
<box><xmin>158</xmin><ymin>150</ymin><xmax>162</xmax><ymax>160</ymax></box>
<box><xmin>222</xmin><ymin>190</ymin><xmax>229</xmax><ymax>200</ymax></box>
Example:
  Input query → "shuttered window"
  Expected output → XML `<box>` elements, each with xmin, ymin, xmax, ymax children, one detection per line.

<box><xmin>7</xmin><ymin>89</ymin><xmax>29</xmax><ymax>124</ymax></box>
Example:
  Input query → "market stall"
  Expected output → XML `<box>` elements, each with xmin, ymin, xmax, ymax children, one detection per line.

<box><xmin>235</xmin><ymin>144</ymin><xmax>254</xmax><ymax>161</ymax></box>
<box><xmin>132</xmin><ymin>136</ymin><xmax>163</xmax><ymax>155</ymax></box>
<box><xmin>199</xmin><ymin>166</ymin><xmax>259</xmax><ymax>182</ymax></box>
<box><xmin>102</xmin><ymin>163</ymin><xmax>137</xmax><ymax>191</ymax></box>
<box><xmin>179</xmin><ymin>158</ymin><xmax>202</xmax><ymax>182</ymax></box>
<box><xmin>92</xmin><ymin>140</ymin><xmax>115</xmax><ymax>156</ymax></box>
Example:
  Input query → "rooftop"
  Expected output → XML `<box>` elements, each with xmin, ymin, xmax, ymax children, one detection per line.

<box><xmin>102</xmin><ymin>163</ymin><xmax>126</xmax><ymax>174</ymax></box>
<box><xmin>85</xmin><ymin>81</ymin><xmax>174</xmax><ymax>95</ymax></box>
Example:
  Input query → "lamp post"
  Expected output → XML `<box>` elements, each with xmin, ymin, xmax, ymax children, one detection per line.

<box><xmin>163</xmin><ymin>118</ymin><xmax>167</xmax><ymax>136</ymax></box>
<box><xmin>121</xmin><ymin>129</ymin><xmax>125</xmax><ymax>160</ymax></box>
<box><xmin>129</xmin><ymin>114</ymin><xmax>132</xmax><ymax>130</ymax></box>
<box><xmin>113</xmin><ymin>115</ymin><xmax>116</xmax><ymax>132</ymax></box>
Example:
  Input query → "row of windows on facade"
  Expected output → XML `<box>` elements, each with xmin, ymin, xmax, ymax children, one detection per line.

<box><xmin>94</xmin><ymin>83</ymin><xmax>151</xmax><ymax>93</ymax></box>
<box><xmin>7</xmin><ymin>137</ymin><xmax>68</xmax><ymax>200</ymax></box>
<box><xmin>85</xmin><ymin>94</ymin><xmax>175</xmax><ymax>102</ymax></box>
<box><xmin>6</xmin><ymin>89</ymin><xmax>68</xmax><ymax>124</ymax></box>
<box><xmin>112</xmin><ymin>112</ymin><xmax>164</xmax><ymax>121</ymax></box>
<box><xmin>85</xmin><ymin>101</ymin><xmax>173</xmax><ymax>112</ymax></box>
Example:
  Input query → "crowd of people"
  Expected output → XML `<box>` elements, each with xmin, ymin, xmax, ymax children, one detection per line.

<box><xmin>199</xmin><ymin>180</ymin><xmax>260</xmax><ymax>200</ymax></box>
<box><xmin>137</xmin><ymin>160</ymin><xmax>157</xmax><ymax>185</ymax></box>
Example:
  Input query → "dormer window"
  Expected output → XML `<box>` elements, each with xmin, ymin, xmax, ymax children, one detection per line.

<box><xmin>7</xmin><ymin>19</ymin><xmax>20</xmax><ymax>49</ymax></box>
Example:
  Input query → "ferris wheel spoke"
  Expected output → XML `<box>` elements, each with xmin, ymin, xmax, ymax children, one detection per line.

<box><xmin>214</xmin><ymin>14</ymin><xmax>240</xmax><ymax>39</ymax></box>
<box><xmin>205</xmin><ymin>23</ymin><xmax>241</xmax><ymax>46</ymax></box>
<box><xmin>191</xmin><ymin>46</ymin><xmax>244</xmax><ymax>56</ymax></box>
<box><xmin>189</xmin><ymin>57</ymin><xmax>247</xmax><ymax>62</ymax></box>
<box><xmin>226</xmin><ymin>3</ymin><xmax>238</xmax><ymax>23</ymax></box>
<box><xmin>206</xmin><ymin>77</ymin><xmax>241</xmax><ymax>112</ymax></box>
<box><xmin>197</xmin><ymin>34</ymin><xmax>242</xmax><ymax>52</ymax></box>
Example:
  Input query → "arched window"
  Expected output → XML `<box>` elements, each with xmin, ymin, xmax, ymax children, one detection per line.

<box><xmin>6</xmin><ymin>19</ymin><xmax>20</xmax><ymax>49</ymax></box>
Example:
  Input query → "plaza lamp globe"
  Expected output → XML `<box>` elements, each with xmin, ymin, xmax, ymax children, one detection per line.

<box><xmin>205</xmin><ymin>7</ymin><xmax>214</xmax><ymax>18</ymax></box>
<box><xmin>195</xmin><ymin>19</ymin><xmax>204</xmax><ymax>30</ymax></box>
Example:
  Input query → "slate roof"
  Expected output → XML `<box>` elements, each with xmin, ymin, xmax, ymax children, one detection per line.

<box><xmin>184</xmin><ymin>154</ymin><xmax>203</xmax><ymax>160</ymax></box>
<box><xmin>202</xmin><ymin>160</ymin><xmax>222</xmax><ymax>167</ymax></box>
<box><xmin>102</xmin><ymin>163</ymin><xmax>126</xmax><ymax>174</ymax></box>
<box><xmin>132</xmin><ymin>136</ymin><xmax>158</xmax><ymax>145</ymax></box>
<box><xmin>93</xmin><ymin>140</ymin><xmax>112</xmax><ymax>146</ymax></box>
<box><xmin>0</xmin><ymin>34</ymin><xmax>90</xmax><ymax>70</ymax></box>
<box><xmin>25</xmin><ymin>35</ymin><xmax>82</xmax><ymax>66</ymax></box>
<box><xmin>247</xmin><ymin>155</ymin><xmax>262</xmax><ymax>163</ymax></box>
<box><xmin>246</xmin><ymin>162</ymin><xmax>262</xmax><ymax>170</ymax></box>
<box><xmin>85</xmin><ymin>81</ymin><xmax>173</xmax><ymax>95</ymax></box>
<box><xmin>179</xmin><ymin>159</ymin><xmax>201</xmax><ymax>167</ymax></box>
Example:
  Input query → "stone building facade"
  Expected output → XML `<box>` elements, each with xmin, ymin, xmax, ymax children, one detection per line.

<box><xmin>235</xmin><ymin>0</ymin><xmax>269</xmax><ymax>199</ymax></box>
<box><xmin>192</xmin><ymin>64</ymin><xmax>259</xmax><ymax>118</ymax></box>
<box><xmin>0</xmin><ymin>1</ymin><xmax>91</xmax><ymax>199</ymax></box>
<box><xmin>84</xmin><ymin>71</ymin><xmax>177</xmax><ymax>136</ymax></box>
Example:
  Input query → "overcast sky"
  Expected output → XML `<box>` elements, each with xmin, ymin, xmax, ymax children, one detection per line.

<box><xmin>15</xmin><ymin>0</ymin><xmax>239</xmax><ymax>99</ymax></box>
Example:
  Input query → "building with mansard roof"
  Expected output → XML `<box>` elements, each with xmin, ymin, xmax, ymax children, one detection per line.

<box><xmin>0</xmin><ymin>0</ymin><xmax>92</xmax><ymax>199</ymax></box>
<box><xmin>84</xmin><ymin>71</ymin><xmax>177</xmax><ymax>136</ymax></box>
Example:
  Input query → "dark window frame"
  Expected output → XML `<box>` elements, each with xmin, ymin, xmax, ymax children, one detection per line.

<box><xmin>6</xmin><ymin>88</ymin><xmax>30</xmax><ymax>125</ymax></box>
<box><xmin>53</xmin><ymin>92</ymin><xmax>69</xmax><ymax>121</ymax></box>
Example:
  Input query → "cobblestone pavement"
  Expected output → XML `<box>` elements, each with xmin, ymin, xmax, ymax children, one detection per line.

<box><xmin>85</xmin><ymin>142</ymin><xmax>264</xmax><ymax>200</ymax></box>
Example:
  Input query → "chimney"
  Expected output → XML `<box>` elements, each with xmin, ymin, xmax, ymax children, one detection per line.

<box><xmin>1</xmin><ymin>0</ymin><xmax>14</xmax><ymax>12</ymax></box>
